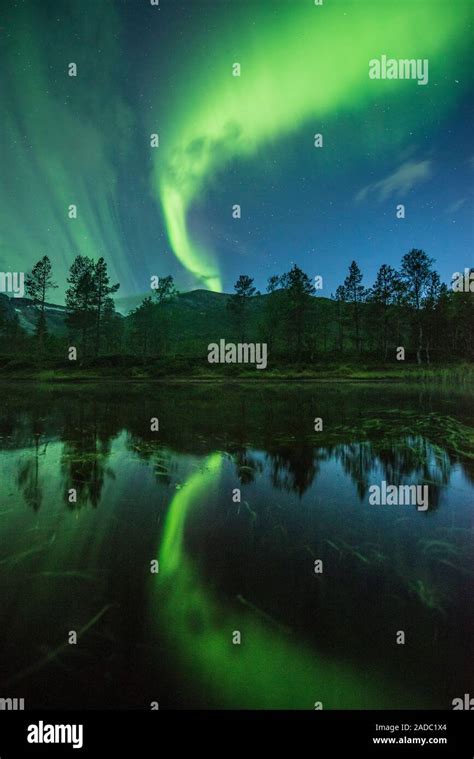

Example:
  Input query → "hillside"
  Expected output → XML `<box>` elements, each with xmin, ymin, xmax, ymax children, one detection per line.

<box><xmin>0</xmin><ymin>294</ymin><xmax>68</xmax><ymax>336</ymax></box>
<box><xmin>1</xmin><ymin>289</ymin><xmax>337</xmax><ymax>350</ymax></box>
<box><xmin>140</xmin><ymin>289</ymin><xmax>337</xmax><ymax>356</ymax></box>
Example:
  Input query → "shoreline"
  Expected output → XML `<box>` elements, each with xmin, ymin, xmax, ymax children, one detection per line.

<box><xmin>1</xmin><ymin>369</ymin><xmax>472</xmax><ymax>385</ymax></box>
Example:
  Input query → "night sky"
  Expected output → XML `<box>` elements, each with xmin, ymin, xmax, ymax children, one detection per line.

<box><xmin>1</xmin><ymin>0</ymin><xmax>473</xmax><ymax>301</ymax></box>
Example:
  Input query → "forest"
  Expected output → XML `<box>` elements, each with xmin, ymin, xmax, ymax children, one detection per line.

<box><xmin>0</xmin><ymin>249</ymin><xmax>472</xmax><ymax>377</ymax></box>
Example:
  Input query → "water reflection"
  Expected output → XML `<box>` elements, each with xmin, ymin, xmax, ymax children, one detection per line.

<box><xmin>0</xmin><ymin>382</ymin><xmax>472</xmax><ymax>708</ymax></box>
<box><xmin>3</xmin><ymin>384</ymin><xmax>472</xmax><ymax>511</ymax></box>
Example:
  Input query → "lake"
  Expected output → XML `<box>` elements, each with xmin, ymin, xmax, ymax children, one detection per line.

<box><xmin>0</xmin><ymin>381</ymin><xmax>472</xmax><ymax>709</ymax></box>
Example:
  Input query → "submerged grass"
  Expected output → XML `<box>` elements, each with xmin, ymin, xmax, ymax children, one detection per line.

<box><xmin>1</xmin><ymin>604</ymin><xmax>114</xmax><ymax>688</ymax></box>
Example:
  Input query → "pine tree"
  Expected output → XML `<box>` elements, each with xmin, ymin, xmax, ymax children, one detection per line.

<box><xmin>129</xmin><ymin>297</ymin><xmax>155</xmax><ymax>359</ymax></box>
<box><xmin>65</xmin><ymin>256</ymin><xmax>96</xmax><ymax>359</ymax></box>
<box><xmin>262</xmin><ymin>275</ymin><xmax>283</xmax><ymax>352</ymax></box>
<box><xmin>102</xmin><ymin>297</ymin><xmax>123</xmax><ymax>354</ymax></box>
<box><xmin>369</xmin><ymin>264</ymin><xmax>402</xmax><ymax>359</ymax></box>
<box><xmin>332</xmin><ymin>285</ymin><xmax>347</xmax><ymax>353</ymax></box>
<box><xmin>227</xmin><ymin>274</ymin><xmax>256</xmax><ymax>341</ymax></box>
<box><xmin>25</xmin><ymin>255</ymin><xmax>58</xmax><ymax>346</ymax></box>
<box><xmin>151</xmin><ymin>275</ymin><xmax>178</xmax><ymax>357</ymax></box>
<box><xmin>400</xmin><ymin>249</ymin><xmax>434</xmax><ymax>364</ymax></box>
<box><xmin>93</xmin><ymin>258</ymin><xmax>119</xmax><ymax>356</ymax></box>
<box><xmin>153</xmin><ymin>275</ymin><xmax>179</xmax><ymax>304</ymax></box>
<box><xmin>280</xmin><ymin>264</ymin><xmax>314</xmax><ymax>361</ymax></box>
<box><xmin>343</xmin><ymin>260</ymin><xmax>366</xmax><ymax>353</ymax></box>
<box><xmin>423</xmin><ymin>271</ymin><xmax>445</xmax><ymax>364</ymax></box>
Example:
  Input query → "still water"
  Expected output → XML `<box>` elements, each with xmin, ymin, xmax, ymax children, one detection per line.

<box><xmin>0</xmin><ymin>382</ymin><xmax>472</xmax><ymax>709</ymax></box>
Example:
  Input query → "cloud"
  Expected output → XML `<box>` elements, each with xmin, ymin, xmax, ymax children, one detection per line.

<box><xmin>355</xmin><ymin>160</ymin><xmax>433</xmax><ymax>203</ymax></box>
<box><xmin>446</xmin><ymin>198</ymin><xmax>467</xmax><ymax>214</ymax></box>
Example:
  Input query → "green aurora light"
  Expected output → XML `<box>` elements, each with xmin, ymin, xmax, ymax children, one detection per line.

<box><xmin>152</xmin><ymin>0</ymin><xmax>469</xmax><ymax>291</ymax></box>
<box><xmin>153</xmin><ymin>452</ymin><xmax>425</xmax><ymax>709</ymax></box>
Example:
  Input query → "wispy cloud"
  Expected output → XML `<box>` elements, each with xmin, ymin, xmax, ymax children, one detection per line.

<box><xmin>355</xmin><ymin>160</ymin><xmax>432</xmax><ymax>203</ymax></box>
<box><xmin>446</xmin><ymin>198</ymin><xmax>467</xmax><ymax>214</ymax></box>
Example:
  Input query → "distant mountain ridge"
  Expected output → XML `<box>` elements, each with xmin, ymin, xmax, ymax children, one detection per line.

<box><xmin>114</xmin><ymin>288</ymin><xmax>233</xmax><ymax>315</ymax></box>
<box><xmin>0</xmin><ymin>294</ymin><xmax>68</xmax><ymax>336</ymax></box>
<box><xmin>0</xmin><ymin>290</ymin><xmax>335</xmax><ymax>350</ymax></box>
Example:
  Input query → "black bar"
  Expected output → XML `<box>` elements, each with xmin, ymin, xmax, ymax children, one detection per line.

<box><xmin>0</xmin><ymin>710</ymin><xmax>473</xmax><ymax>757</ymax></box>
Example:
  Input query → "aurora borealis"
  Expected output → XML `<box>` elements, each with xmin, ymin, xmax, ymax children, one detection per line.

<box><xmin>1</xmin><ymin>1</ymin><xmax>474</xmax><ymax>728</ymax></box>
<box><xmin>154</xmin><ymin>452</ymin><xmax>422</xmax><ymax>709</ymax></box>
<box><xmin>1</xmin><ymin>0</ymin><xmax>473</xmax><ymax>298</ymax></box>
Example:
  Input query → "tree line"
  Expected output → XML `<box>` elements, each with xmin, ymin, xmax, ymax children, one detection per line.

<box><xmin>230</xmin><ymin>249</ymin><xmax>473</xmax><ymax>364</ymax></box>
<box><xmin>0</xmin><ymin>249</ymin><xmax>472</xmax><ymax>365</ymax></box>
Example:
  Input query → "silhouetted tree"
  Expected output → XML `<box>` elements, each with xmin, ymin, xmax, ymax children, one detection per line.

<box><xmin>153</xmin><ymin>275</ymin><xmax>179</xmax><ymax>304</ymax></box>
<box><xmin>400</xmin><ymin>249</ymin><xmax>434</xmax><ymax>364</ymax></box>
<box><xmin>227</xmin><ymin>274</ymin><xmax>256</xmax><ymax>341</ymax></box>
<box><xmin>65</xmin><ymin>256</ymin><xmax>96</xmax><ymax>359</ymax></box>
<box><xmin>261</xmin><ymin>275</ymin><xmax>283</xmax><ymax>352</ymax></box>
<box><xmin>343</xmin><ymin>260</ymin><xmax>367</xmax><ymax>353</ymax></box>
<box><xmin>93</xmin><ymin>258</ymin><xmax>119</xmax><ymax>356</ymax></box>
<box><xmin>102</xmin><ymin>298</ymin><xmax>123</xmax><ymax>354</ymax></box>
<box><xmin>368</xmin><ymin>264</ymin><xmax>403</xmax><ymax>359</ymax></box>
<box><xmin>25</xmin><ymin>255</ymin><xmax>58</xmax><ymax>347</ymax></box>
<box><xmin>280</xmin><ymin>265</ymin><xmax>314</xmax><ymax>361</ymax></box>
<box><xmin>130</xmin><ymin>297</ymin><xmax>156</xmax><ymax>359</ymax></box>
<box><xmin>332</xmin><ymin>285</ymin><xmax>347</xmax><ymax>353</ymax></box>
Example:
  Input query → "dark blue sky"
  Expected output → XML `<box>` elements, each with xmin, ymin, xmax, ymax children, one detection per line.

<box><xmin>1</xmin><ymin>0</ymin><xmax>473</xmax><ymax>300</ymax></box>
<box><xmin>119</xmin><ymin>0</ymin><xmax>474</xmax><ymax>296</ymax></box>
